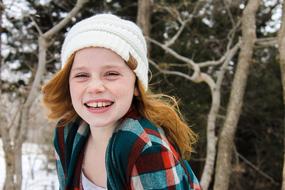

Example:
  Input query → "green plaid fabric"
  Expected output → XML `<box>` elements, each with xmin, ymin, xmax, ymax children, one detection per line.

<box><xmin>54</xmin><ymin>117</ymin><xmax>201</xmax><ymax>190</ymax></box>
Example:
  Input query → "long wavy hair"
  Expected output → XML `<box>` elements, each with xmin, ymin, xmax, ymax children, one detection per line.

<box><xmin>42</xmin><ymin>53</ymin><xmax>197</xmax><ymax>159</ymax></box>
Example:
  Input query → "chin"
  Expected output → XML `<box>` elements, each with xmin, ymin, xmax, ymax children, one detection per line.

<box><xmin>85</xmin><ymin>118</ymin><xmax>118</xmax><ymax>129</ymax></box>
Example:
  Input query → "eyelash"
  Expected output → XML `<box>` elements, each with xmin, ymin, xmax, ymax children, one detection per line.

<box><xmin>74</xmin><ymin>73</ymin><xmax>89</xmax><ymax>78</ymax></box>
<box><xmin>73</xmin><ymin>71</ymin><xmax>120</xmax><ymax>78</ymax></box>
<box><xmin>105</xmin><ymin>71</ymin><xmax>119</xmax><ymax>76</ymax></box>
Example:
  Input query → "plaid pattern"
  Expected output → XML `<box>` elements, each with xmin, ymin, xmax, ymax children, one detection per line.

<box><xmin>54</xmin><ymin>117</ymin><xmax>201</xmax><ymax>190</ymax></box>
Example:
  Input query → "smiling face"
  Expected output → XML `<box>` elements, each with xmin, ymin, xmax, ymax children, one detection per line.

<box><xmin>69</xmin><ymin>47</ymin><xmax>137</xmax><ymax>129</ymax></box>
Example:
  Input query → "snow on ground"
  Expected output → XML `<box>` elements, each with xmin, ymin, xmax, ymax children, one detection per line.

<box><xmin>0</xmin><ymin>139</ymin><xmax>59</xmax><ymax>190</ymax></box>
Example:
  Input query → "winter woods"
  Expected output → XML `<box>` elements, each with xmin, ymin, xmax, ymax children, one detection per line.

<box><xmin>0</xmin><ymin>0</ymin><xmax>284</xmax><ymax>189</ymax></box>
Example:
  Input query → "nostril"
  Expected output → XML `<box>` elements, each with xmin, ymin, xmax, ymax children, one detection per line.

<box><xmin>86</xmin><ymin>82</ymin><xmax>106</xmax><ymax>93</ymax></box>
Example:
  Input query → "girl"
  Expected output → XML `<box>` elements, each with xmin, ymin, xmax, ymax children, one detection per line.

<box><xmin>42</xmin><ymin>14</ymin><xmax>201</xmax><ymax>190</ymax></box>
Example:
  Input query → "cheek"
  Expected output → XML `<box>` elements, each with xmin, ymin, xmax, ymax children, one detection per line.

<box><xmin>69</xmin><ymin>82</ymin><xmax>82</xmax><ymax>104</ymax></box>
<box><xmin>118</xmin><ymin>82</ymin><xmax>135</xmax><ymax>103</ymax></box>
<box><xmin>114</xmin><ymin>80</ymin><xmax>135</xmax><ymax>95</ymax></box>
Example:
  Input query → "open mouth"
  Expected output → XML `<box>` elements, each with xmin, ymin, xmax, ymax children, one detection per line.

<box><xmin>84</xmin><ymin>101</ymin><xmax>114</xmax><ymax>109</ymax></box>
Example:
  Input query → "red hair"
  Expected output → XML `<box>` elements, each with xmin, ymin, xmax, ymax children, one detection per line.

<box><xmin>42</xmin><ymin>54</ymin><xmax>197</xmax><ymax>159</ymax></box>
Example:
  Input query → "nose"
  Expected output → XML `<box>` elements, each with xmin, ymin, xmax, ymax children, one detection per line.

<box><xmin>86</xmin><ymin>77</ymin><xmax>106</xmax><ymax>94</ymax></box>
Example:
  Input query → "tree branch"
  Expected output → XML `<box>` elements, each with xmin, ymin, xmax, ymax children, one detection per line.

<box><xmin>255</xmin><ymin>37</ymin><xmax>277</xmax><ymax>47</ymax></box>
<box><xmin>165</xmin><ymin>18</ymin><xmax>190</xmax><ymax>47</ymax></box>
<box><xmin>147</xmin><ymin>37</ymin><xmax>201</xmax><ymax>81</ymax></box>
<box><xmin>147</xmin><ymin>3</ymin><xmax>241</xmax><ymax>189</ymax></box>
<box><xmin>29</xmin><ymin>15</ymin><xmax>43</xmax><ymax>35</ymax></box>
<box><xmin>17</xmin><ymin>0</ymin><xmax>89</xmax><ymax>144</ymax></box>
<box><xmin>199</xmin><ymin>40</ymin><xmax>241</xmax><ymax>68</ymax></box>
<box><xmin>164</xmin><ymin>0</ymin><xmax>207</xmax><ymax>47</ymax></box>
<box><xmin>43</xmin><ymin>0</ymin><xmax>89</xmax><ymax>39</ymax></box>
<box><xmin>149</xmin><ymin>59</ymin><xmax>215</xmax><ymax>88</ymax></box>
<box><xmin>222</xmin><ymin>0</ymin><xmax>235</xmax><ymax>27</ymax></box>
<box><xmin>237</xmin><ymin>152</ymin><xmax>279</xmax><ymax>186</ymax></box>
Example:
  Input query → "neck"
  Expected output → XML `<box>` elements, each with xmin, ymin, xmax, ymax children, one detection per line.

<box><xmin>88</xmin><ymin>122</ymin><xmax>118</xmax><ymax>148</ymax></box>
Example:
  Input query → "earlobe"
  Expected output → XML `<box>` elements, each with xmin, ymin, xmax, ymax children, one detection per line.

<box><xmin>134</xmin><ymin>87</ymin><xmax>139</xmax><ymax>96</ymax></box>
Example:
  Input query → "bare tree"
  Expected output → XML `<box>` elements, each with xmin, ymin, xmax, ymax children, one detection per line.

<box><xmin>137</xmin><ymin>0</ymin><xmax>153</xmax><ymax>55</ymax></box>
<box><xmin>200</xmin><ymin>35</ymin><xmax>240</xmax><ymax>190</ymax></box>
<box><xmin>137</xmin><ymin>0</ymin><xmax>152</xmax><ymax>38</ymax></box>
<box><xmin>147</xmin><ymin>1</ymin><xmax>241</xmax><ymax>189</ymax></box>
<box><xmin>0</xmin><ymin>0</ymin><xmax>2</xmax><ymax>97</ymax></box>
<box><xmin>148</xmin><ymin>34</ymin><xmax>240</xmax><ymax>190</ymax></box>
<box><xmin>213</xmin><ymin>0</ymin><xmax>260</xmax><ymax>189</ymax></box>
<box><xmin>277</xmin><ymin>1</ymin><xmax>285</xmax><ymax>189</ymax></box>
<box><xmin>1</xmin><ymin>0</ymin><xmax>89</xmax><ymax>189</ymax></box>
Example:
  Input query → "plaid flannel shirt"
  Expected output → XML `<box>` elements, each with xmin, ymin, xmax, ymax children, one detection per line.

<box><xmin>54</xmin><ymin>117</ymin><xmax>201</xmax><ymax>190</ymax></box>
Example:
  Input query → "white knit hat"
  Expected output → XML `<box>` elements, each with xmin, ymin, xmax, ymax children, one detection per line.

<box><xmin>61</xmin><ymin>13</ymin><xmax>149</xmax><ymax>90</ymax></box>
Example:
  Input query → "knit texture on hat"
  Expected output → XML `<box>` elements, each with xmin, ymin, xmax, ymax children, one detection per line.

<box><xmin>61</xmin><ymin>14</ymin><xmax>149</xmax><ymax>90</ymax></box>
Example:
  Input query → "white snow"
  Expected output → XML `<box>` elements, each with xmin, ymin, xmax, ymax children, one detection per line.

<box><xmin>0</xmin><ymin>139</ymin><xmax>59</xmax><ymax>190</ymax></box>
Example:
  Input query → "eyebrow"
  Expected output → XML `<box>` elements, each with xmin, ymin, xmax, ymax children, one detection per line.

<box><xmin>71</xmin><ymin>65</ymin><xmax>123</xmax><ymax>71</ymax></box>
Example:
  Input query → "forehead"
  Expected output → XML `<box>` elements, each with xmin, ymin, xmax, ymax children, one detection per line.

<box><xmin>70</xmin><ymin>47</ymin><xmax>133</xmax><ymax>73</ymax></box>
<box><xmin>73</xmin><ymin>47</ymin><xmax>125</xmax><ymax>65</ymax></box>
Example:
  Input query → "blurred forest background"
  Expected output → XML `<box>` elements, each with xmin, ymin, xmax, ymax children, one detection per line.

<box><xmin>0</xmin><ymin>0</ymin><xmax>284</xmax><ymax>189</ymax></box>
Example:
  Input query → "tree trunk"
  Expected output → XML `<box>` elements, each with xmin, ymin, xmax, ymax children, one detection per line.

<box><xmin>3</xmin><ymin>143</ymin><xmax>16</xmax><ymax>190</ymax></box>
<box><xmin>200</xmin><ymin>41</ymin><xmax>241</xmax><ymax>190</ymax></box>
<box><xmin>0</xmin><ymin>2</ymin><xmax>19</xmax><ymax>190</ymax></box>
<box><xmin>2</xmin><ymin>139</ymin><xmax>23</xmax><ymax>190</ymax></box>
<box><xmin>137</xmin><ymin>0</ymin><xmax>152</xmax><ymax>54</ymax></box>
<box><xmin>277</xmin><ymin>1</ymin><xmax>285</xmax><ymax>189</ymax></box>
<box><xmin>3</xmin><ymin>107</ymin><xmax>24</xmax><ymax>190</ymax></box>
<box><xmin>0</xmin><ymin>0</ymin><xmax>2</xmax><ymax>95</ymax></box>
<box><xmin>213</xmin><ymin>0</ymin><xmax>260</xmax><ymax>190</ymax></box>
<box><xmin>200</xmin><ymin>80</ymin><xmax>219</xmax><ymax>190</ymax></box>
<box><xmin>3</xmin><ymin>145</ymin><xmax>23</xmax><ymax>190</ymax></box>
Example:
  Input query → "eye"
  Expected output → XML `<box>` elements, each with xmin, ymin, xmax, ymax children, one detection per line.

<box><xmin>105</xmin><ymin>71</ymin><xmax>120</xmax><ymax>80</ymax></box>
<box><xmin>106</xmin><ymin>71</ymin><xmax>119</xmax><ymax>76</ymax></box>
<box><xmin>72</xmin><ymin>73</ymin><xmax>90</xmax><ymax>82</ymax></box>
<box><xmin>74</xmin><ymin>73</ymin><xmax>89</xmax><ymax>78</ymax></box>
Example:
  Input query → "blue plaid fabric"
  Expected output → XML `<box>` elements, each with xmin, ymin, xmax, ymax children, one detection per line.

<box><xmin>54</xmin><ymin>117</ymin><xmax>201</xmax><ymax>190</ymax></box>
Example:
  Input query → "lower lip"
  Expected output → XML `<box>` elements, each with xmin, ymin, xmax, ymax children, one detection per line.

<box><xmin>86</xmin><ymin>104</ymin><xmax>112</xmax><ymax>114</ymax></box>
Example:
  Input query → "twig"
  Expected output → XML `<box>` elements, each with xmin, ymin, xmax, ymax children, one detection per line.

<box><xmin>149</xmin><ymin>58</ymin><xmax>215</xmax><ymax>87</ymax></box>
<box><xmin>164</xmin><ymin>0</ymin><xmax>207</xmax><ymax>47</ymax></box>
<box><xmin>149</xmin><ymin>59</ymin><xmax>193</xmax><ymax>81</ymax></box>
<box><xmin>222</xmin><ymin>0</ymin><xmax>235</xmax><ymax>27</ymax></box>
<box><xmin>165</xmin><ymin>18</ymin><xmax>190</xmax><ymax>47</ymax></box>
<box><xmin>29</xmin><ymin>15</ymin><xmax>43</xmax><ymax>35</ymax></box>
<box><xmin>216</xmin><ymin>39</ymin><xmax>241</xmax><ymax>88</ymax></box>
<box><xmin>237</xmin><ymin>152</ymin><xmax>280</xmax><ymax>186</ymax></box>
<box><xmin>255</xmin><ymin>37</ymin><xmax>277</xmax><ymax>47</ymax></box>
<box><xmin>146</xmin><ymin>36</ymin><xmax>200</xmax><ymax>81</ymax></box>
<box><xmin>43</xmin><ymin>0</ymin><xmax>89</xmax><ymax>39</ymax></box>
<box><xmin>17</xmin><ymin>0</ymin><xmax>90</xmax><ymax>145</ymax></box>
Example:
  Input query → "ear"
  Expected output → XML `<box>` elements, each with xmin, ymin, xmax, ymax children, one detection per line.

<box><xmin>134</xmin><ymin>86</ymin><xmax>139</xmax><ymax>96</ymax></box>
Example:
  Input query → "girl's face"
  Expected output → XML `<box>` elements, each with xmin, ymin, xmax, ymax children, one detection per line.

<box><xmin>69</xmin><ymin>47</ymin><xmax>137</xmax><ymax>129</ymax></box>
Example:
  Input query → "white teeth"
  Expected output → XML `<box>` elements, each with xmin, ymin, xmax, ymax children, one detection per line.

<box><xmin>86</xmin><ymin>101</ymin><xmax>112</xmax><ymax>108</ymax></box>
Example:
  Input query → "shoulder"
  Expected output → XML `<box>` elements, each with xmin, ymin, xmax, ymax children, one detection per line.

<box><xmin>112</xmin><ymin>117</ymin><xmax>177</xmax><ymax>158</ymax></box>
<box><xmin>109</xmin><ymin>118</ymin><xmax>201</xmax><ymax>189</ymax></box>
<box><xmin>108</xmin><ymin>117</ymin><xmax>181</xmax><ymax>174</ymax></box>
